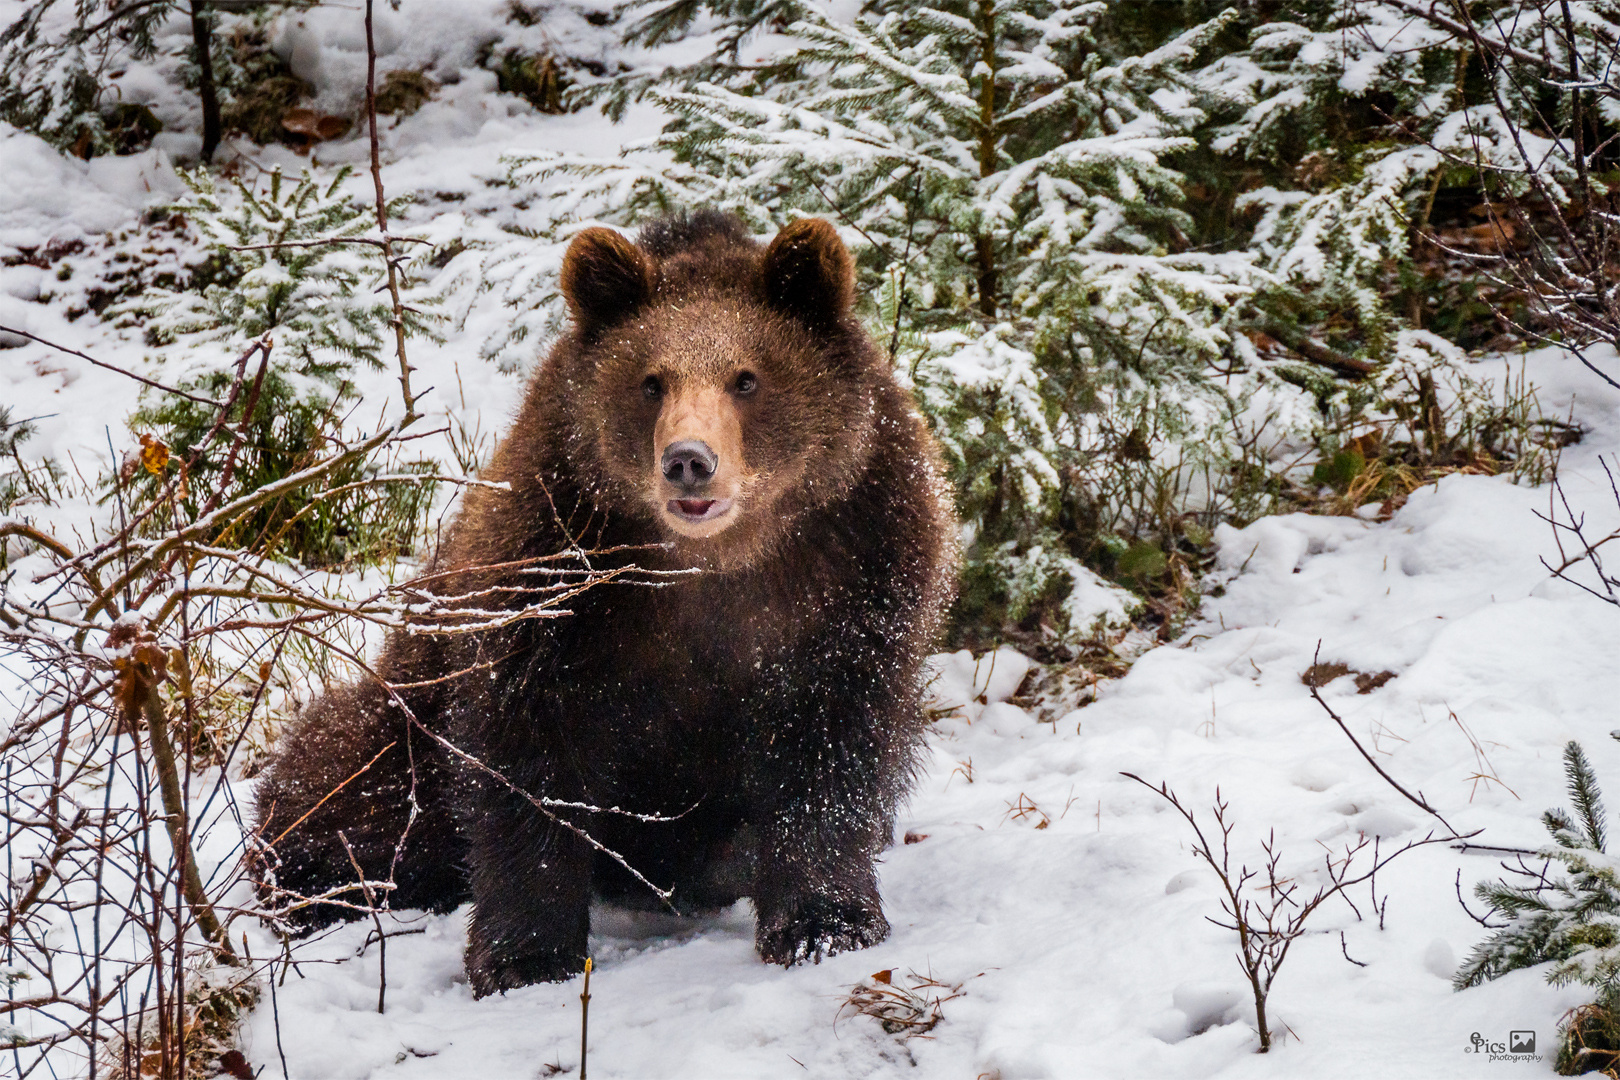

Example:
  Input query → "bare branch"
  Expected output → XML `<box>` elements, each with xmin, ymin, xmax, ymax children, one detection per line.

<box><xmin>0</xmin><ymin>325</ymin><xmax>226</xmax><ymax>407</ymax></box>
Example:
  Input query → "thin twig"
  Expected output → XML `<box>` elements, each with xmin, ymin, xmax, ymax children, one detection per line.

<box><xmin>364</xmin><ymin>0</ymin><xmax>417</xmax><ymax>421</ymax></box>
<box><xmin>336</xmin><ymin>831</ymin><xmax>387</xmax><ymax>1014</ymax></box>
<box><xmin>131</xmin><ymin>647</ymin><xmax>238</xmax><ymax>965</ymax></box>
<box><xmin>1307</xmin><ymin>643</ymin><xmax>1462</xmax><ymax>836</ymax></box>
<box><xmin>0</xmin><ymin>326</ymin><xmax>225</xmax><ymax>407</ymax></box>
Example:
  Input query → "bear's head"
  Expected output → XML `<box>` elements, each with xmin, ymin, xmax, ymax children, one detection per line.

<box><xmin>556</xmin><ymin>213</ymin><xmax>883</xmax><ymax>568</ymax></box>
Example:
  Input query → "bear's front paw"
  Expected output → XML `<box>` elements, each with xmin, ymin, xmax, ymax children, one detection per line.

<box><xmin>756</xmin><ymin>895</ymin><xmax>889</xmax><ymax>966</ymax></box>
<box><xmin>466</xmin><ymin>943</ymin><xmax>583</xmax><ymax>998</ymax></box>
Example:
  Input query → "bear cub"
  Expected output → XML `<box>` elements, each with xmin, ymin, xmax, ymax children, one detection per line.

<box><xmin>253</xmin><ymin>211</ymin><xmax>957</xmax><ymax>996</ymax></box>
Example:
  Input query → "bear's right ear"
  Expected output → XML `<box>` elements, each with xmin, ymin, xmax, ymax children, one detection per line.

<box><xmin>560</xmin><ymin>227</ymin><xmax>653</xmax><ymax>333</ymax></box>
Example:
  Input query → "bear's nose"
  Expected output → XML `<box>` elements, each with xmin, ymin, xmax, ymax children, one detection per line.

<box><xmin>662</xmin><ymin>440</ymin><xmax>718</xmax><ymax>488</ymax></box>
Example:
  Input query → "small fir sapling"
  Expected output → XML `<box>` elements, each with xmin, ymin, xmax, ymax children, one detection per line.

<box><xmin>1193</xmin><ymin>0</ymin><xmax>1587</xmax><ymax>493</ymax></box>
<box><xmin>1197</xmin><ymin>3</ymin><xmax>1475</xmax><ymax>355</ymax></box>
<box><xmin>1194</xmin><ymin>1</ymin><xmax>1593</xmax><ymax>350</ymax></box>
<box><xmin>1456</xmin><ymin>741</ymin><xmax>1620</xmax><ymax>993</ymax></box>
<box><xmin>129</xmin><ymin>166</ymin><xmax>425</xmax><ymax>379</ymax></box>
<box><xmin>116</xmin><ymin>166</ymin><xmax>445</xmax><ymax>566</ymax></box>
<box><xmin>0</xmin><ymin>0</ymin><xmax>176</xmax><ymax>157</ymax></box>
<box><xmin>1456</xmin><ymin>739</ymin><xmax>1620</xmax><ymax>1073</ymax></box>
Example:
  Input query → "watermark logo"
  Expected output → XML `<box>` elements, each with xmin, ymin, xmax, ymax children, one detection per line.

<box><xmin>1467</xmin><ymin>1029</ymin><xmax>1542</xmax><ymax>1063</ymax></box>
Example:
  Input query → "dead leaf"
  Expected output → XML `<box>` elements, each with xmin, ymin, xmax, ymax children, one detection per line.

<box><xmin>1244</xmin><ymin>328</ymin><xmax>1281</xmax><ymax>353</ymax></box>
<box><xmin>105</xmin><ymin>620</ymin><xmax>140</xmax><ymax>652</ymax></box>
<box><xmin>1346</xmin><ymin>431</ymin><xmax>1383</xmax><ymax>460</ymax></box>
<box><xmin>1354</xmin><ymin>670</ymin><xmax>1396</xmax><ymax>694</ymax></box>
<box><xmin>132</xmin><ymin>640</ymin><xmax>167</xmax><ymax>678</ymax></box>
<box><xmin>282</xmin><ymin>107</ymin><xmax>351</xmax><ymax>145</ymax></box>
<box><xmin>281</xmin><ymin>107</ymin><xmax>322</xmax><ymax>135</ymax></box>
<box><xmin>107</xmin><ymin>619</ymin><xmax>165</xmax><ymax>732</ymax></box>
<box><xmin>218</xmin><ymin>1050</ymin><xmax>253</xmax><ymax>1080</ymax></box>
<box><xmin>138</xmin><ymin>433</ymin><xmax>169</xmax><ymax>475</ymax></box>
<box><xmin>1301</xmin><ymin>662</ymin><xmax>1350</xmax><ymax>688</ymax></box>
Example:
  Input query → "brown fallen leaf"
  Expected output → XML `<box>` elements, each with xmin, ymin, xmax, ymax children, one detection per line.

<box><xmin>1355</xmin><ymin>670</ymin><xmax>1397</xmax><ymax>694</ymax></box>
<box><xmin>218</xmin><ymin>1049</ymin><xmax>253</xmax><ymax>1079</ymax></box>
<box><xmin>1301</xmin><ymin>661</ymin><xmax>1350</xmax><ymax>688</ymax></box>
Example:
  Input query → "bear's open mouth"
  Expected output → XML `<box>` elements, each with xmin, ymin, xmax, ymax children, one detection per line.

<box><xmin>668</xmin><ymin>498</ymin><xmax>733</xmax><ymax>523</ymax></box>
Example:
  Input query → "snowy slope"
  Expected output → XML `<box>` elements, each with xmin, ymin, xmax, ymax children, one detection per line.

<box><xmin>229</xmin><ymin>346</ymin><xmax>1620</xmax><ymax>1080</ymax></box>
<box><xmin>5</xmin><ymin>4</ymin><xmax>1620</xmax><ymax>1078</ymax></box>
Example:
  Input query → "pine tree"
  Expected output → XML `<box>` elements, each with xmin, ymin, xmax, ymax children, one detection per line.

<box><xmin>596</xmin><ymin>0</ymin><xmax>804</xmax><ymax>120</ymax></box>
<box><xmin>490</xmin><ymin>0</ymin><xmax>1594</xmax><ymax>637</ymax></box>
<box><xmin>131</xmin><ymin>166</ymin><xmax>423</xmax><ymax>380</ymax></box>
<box><xmin>500</xmin><ymin>0</ymin><xmax>1302</xmax><ymax>640</ymax></box>
<box><xmin>1457</xmin><ymin>741</ymin><xmax>1620</xmax><ymax>1001</ymax></box>
<box><xmin>0</xmin><ymin>0</ymin><xmax>243</xmax><ymax>160</ymax></box>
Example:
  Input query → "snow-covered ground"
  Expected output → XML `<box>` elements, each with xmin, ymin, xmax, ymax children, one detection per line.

<box><xmin>6</xmin><ymin>4</ymin><xmax>1620</xmax><ymax>1078</ymax></box>
<box><xmin>223</xmin><ymin>347</ymin><xmax>1620</xmax><ymax>1080</ymax></box>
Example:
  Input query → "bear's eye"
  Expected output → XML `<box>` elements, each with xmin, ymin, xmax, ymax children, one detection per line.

<box><xmin>642</xmin><ymin>375</ymin><xmax>663</xmax><ymax>400</ymax></box>
<box><xmin>735</xmin><ymin>371</ymin><xmax>758</xmax><ymax>396</ymax></box>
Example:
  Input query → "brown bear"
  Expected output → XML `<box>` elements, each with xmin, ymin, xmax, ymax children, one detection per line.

<box><xmin>252</xmin><ymin>210</ymin><xmax>957</xmax><ymax>996</ymax></box>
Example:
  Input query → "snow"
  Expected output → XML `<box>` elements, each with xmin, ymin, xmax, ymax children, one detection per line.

<box><xmin>4</xmin><ymin>3</ymin><xmax>1620</xmax><ymax>1078</ymax></box>
<box><xmin>200</xmin><ymin>357</ymin><xmax>1620</xmax><ymax>1079</ymax></box>
<box><xmin>0</xmin><ymin>127</ymin><xmax>173</xmax><ymax>248</ymax></box>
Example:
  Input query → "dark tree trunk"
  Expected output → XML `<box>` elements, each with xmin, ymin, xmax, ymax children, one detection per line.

<box><xmin>975</xmin><ymin>234</ymin><xmax>998</xmax><ymax>318</ymax></box>
<box><xmin>974</xmin><ymin>0</ymin><xmax>998</xmax><ymax>317</ymax></box>
<box><xmin>189</xmin><ymin>0</ymin><xmax>221</xmax><ymax>162</ymax></box>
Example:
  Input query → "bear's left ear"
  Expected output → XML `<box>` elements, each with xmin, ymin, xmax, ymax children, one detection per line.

<box><xmin>761</xmin><ymin>218</ymin><xmax>854</xmax><ymax>326</ymax></box>
<box><xmin>560</xmin><ymin>227</ymin><xmax>653</xmax><ymax>334</ymax></box>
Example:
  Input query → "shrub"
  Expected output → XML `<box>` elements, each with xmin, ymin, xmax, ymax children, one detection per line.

<box><xmin>118</xmin><ymin>165</ymin><xmax>443</xmax><ymax>567</ymax></box>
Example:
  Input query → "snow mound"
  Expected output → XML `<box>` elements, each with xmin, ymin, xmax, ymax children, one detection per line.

<box><xmin>0</xmin><ymin>125</ymin><xmax>182</xmax><ymax>250</ymax></box>
<box><xmin>924</xmin><ymin>646</ymin><xmax>1034</xmax><ymax>722</ymax></box>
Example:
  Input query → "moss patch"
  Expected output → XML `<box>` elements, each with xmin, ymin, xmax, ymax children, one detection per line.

<box><xmin>375</xmin><ymin>69</ymin><xmax>437</xmax><ymax>117</ymax></box>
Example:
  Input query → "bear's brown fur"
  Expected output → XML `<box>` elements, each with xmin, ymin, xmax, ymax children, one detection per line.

<box><xmin>253</xmin><ymin>211</ymin><xmax>957</xmax><ymax>996</ymax></box>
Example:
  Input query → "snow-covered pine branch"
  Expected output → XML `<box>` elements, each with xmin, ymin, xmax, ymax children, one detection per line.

<box><xmin>1203</xmin><ymin>1</ymin><xmax>1610</xmax><ymax>354</ymax></box>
